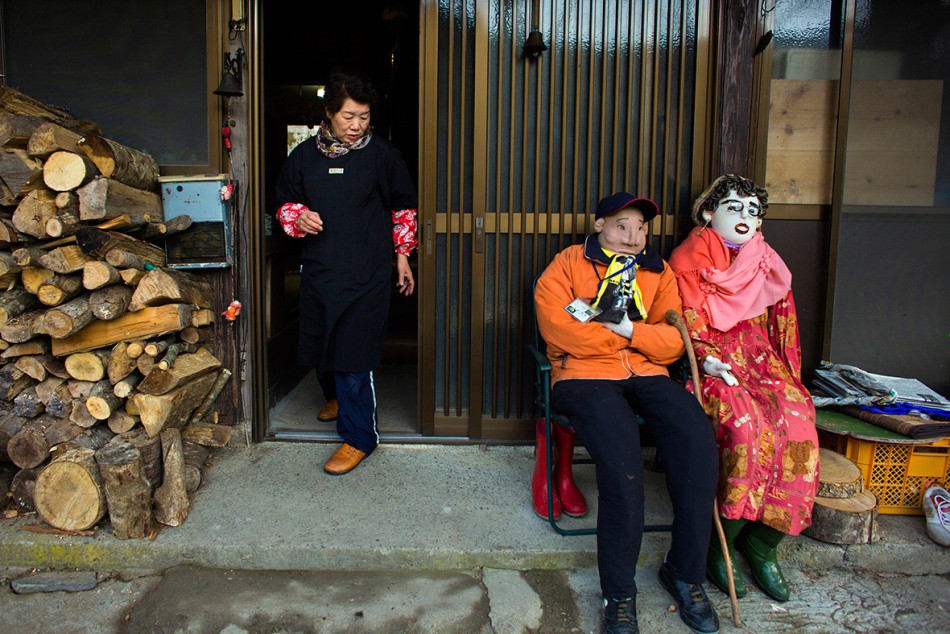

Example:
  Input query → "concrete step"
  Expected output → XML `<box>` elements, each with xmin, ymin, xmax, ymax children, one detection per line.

<box><xmin>0</xmin><ymin>443</ymin><xmax>947</xmax><ymax>575</ymax></box>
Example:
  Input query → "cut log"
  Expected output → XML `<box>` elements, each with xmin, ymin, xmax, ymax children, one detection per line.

<box><xmin>192</xmin><ymin>308</ymin><xmax>215</xmax><ymax>327</ymax></box>
<box><xmin>66</xmin><ymin>380</ymin><xmax>95</xmax><ymax>400</ymax></box>
<box><xmin>42</xmin><ymin>356</ymin><xmax>70</xmax><ymax>380</ymax></box>
<box><xmin>0</xmin><ymin>364</ymin><xmax>34</xmax><ymax>400</ymax></box>
<box><xmin>13</xmin><ymin>189</ymin><xmax>57</xmax><ymax>239</ymax></box>
<box><xmin>182</xmin><ymin>422</ymin><xmax>232</xmax><ymax>448</ymax></box>
<box><xmin>138</xmin><ymin>347</ymin><xmax>220</xmax><ymax>395</ymax></box>
<box><xmin>76</xmin><ymin>226</ymin><xmax>164</xmax><ymax>264</ymax></box>
<box><xmin>45</xmin><ymin>211</ymin><xmax>81</xmax><ymax>238</ymax></box>
<box><xmin>12</xmin><ymin>246</ymin><xmax>48</xmax><ymax>268</ymax></box>
<box><xmin>82</xmin><ymin>260</ymin><xmax>120</xmax><ymax>290</ymax></box>
<box><xmin>7</xmin><ymin>417</ymin><xmax>51</xmax><ymax>469</ymax></box>
<box><xmin>21</xmin><ymin>266</ymin><xmax>54</xmax><ymax>295</ymax></box>
<box><xmin>42</xmin><ymin>151</ymin><xmax>97</xmax><ymax>192</ymax></box>
<box><xmin>89</xmin><ymin>284</ymin><xmax>133</xmax><ymax>321</ymax></box>
<box><xmin>157</xmin><ymin>343</ymin><xmax>198</xmax><ymax>371</ymax></box>
<box><xmin>86</xmin><ymin>379</ymin><xmax>122</xmax><ymax>421</ymax></box>
<box><xmin>37</xmin><ymin>273</ymin><xmax>83</xmax><ymax>306</ymax></box>
<box><xmin>136</xmin><ymin>354</ymin><xmax>157</xmax><ymax>376</ymax></box>
<box><xmin>119</xmin><ymin>268</ymin><xmax>145</xmax><ymax>286</ymax></box>
<box><xmin>43</xmin><ymin>416</ymin><xmax>84</xmax><ymax>447</ymax></box>
<box><xmin>125</xmin><ymin>340</ymin><xmax>146</xmax><ymax>359</ymax></box>
<box><xmin>135</xmin><ymin>221</ymin><xmax>167</xmax><ymax>241</ymax></box>
<box><xmin>77</xmin><ymin>136</ymin><xmax>159</xmax><ymax>192</ymax></box>
<box><xmin>10</xmin><ymin>467</ymin><xmax>40</xmax><ymax>512</ymax></box>
<box><xmin>0</xmin><ymin>219</ymin><xmax>21</xmax><ymax>250</ymax></box>
<box><xmin>0</xmin><ymin>308</ymin><xmax>47</xmax><ymax>343</ymax></box>
<box><xmin>0</xmin><ymin>413</ymin><xmax>29</xmax><ymax>460</ymax></box>
<box><xmin>0</xmin><ymin>115</ymin><xmax>45</xmax><ymax>149</ymax></box>
<box><xmin>0</xmin><ymin>147</ymin><xmax>44</xmax><ymax>196</ymax></box>
<box><xmin>107</xmin><ymin>342</ymin><xmax>138</xmax><ymax>384</ymax></box>
<box><xmin>189</xmin><ymin>369</ymin><xmax>231</xmax><ymax>424</ymax></box>
<box><xmin>55</xmin><ymin>190</ymin><xmax>80</xmax><ymax>212</ymax></box>
<box><xmin>66</xmin><ymin>425</ymin><xmax>114</xmax><ymax>453</ymax></box>
<box><xmin>107</xmin><ymin>410</ymin><xmax>138</xmax><ymax>435</ymax></box>
<box><xmin>38</xmin><ymin>245</ymin><xmax>90</xmax><ymax>274</ymax></box>
<box><xmin>161</xmin><ymin>214</ymin><xmax>194</xmax><ymax>237</ymax></box>
<box><xmin>134</xmin><ymin>371</ymin><xmax>217</xmax><ymax>438</ymax></box>
<box><xmin>2</xmin><ymin>339</ymin><xmax>51</xmax><ymax>359</ymax></box>
<box><xmin>14</xmin><ymin>354</ymin><xmax>53</xmax><ymax>381</ymax></box>
<box><xmin>69</xmin><ymin>399</ymin><xmax>97</xmax><ymax>429</ymax></box>
<box><xmin>113</xmin><ymin>428</ymin><xmax>162</xmax><ymax>487</ymax></box>
<box><xmin>803</xmin><ymin>490</ymin><xmax>880</xmax><ymax>545</ymax></box>
<box><xmin>129</xmin><ymin>268</ymin><xmax>212</xmax><ymax>312</ymax></box>
<box><xmin>181</xmin><ymin>440</ymin><xmax>209</xmax><ymax>493</ymax></box>
<box><xmin>143</xmin><ymin>337</ymin><xmax>174</xmax><ymax>358</ymax></box>
<box><xmin>816</xmin><ymin>448</ymin><xmax>865</xmax><ymax>499</ymax></box>
<box><xmin>95</xmin><ymin>441</ymin><xmax>152</xmax><ymax>539</ymax></box>
<box><xmin>77</xmin><ymin>177</ymin><xmax>161</xmax><ymax>224</ymax></box>
<box><xmin>64</xmin><ymin>350</ymin><xmax>109</xmax><ymax>382</ymax></box>
<box><xmin>178</xmin><ymin>326</ymin><xmax>202</xmax><ymax>345</ymax></box>
<box><xmin>0</xmin><ymin>287</ymin><xmax>39</xmax><ymax>324</ymax></box>
<box><xmin>25</xmin><ymin>121</ymin><xmax>84</xmax><ymax>158</ymax></box>
<box><xmin>153</xmin><ymin>429</ymin><xmax>189</xmax><ymax>527</ymax></box>
<box><xmin>13</xmin><ymin>385</ymin><xmax>45</xmax><ymax>417</ymax></box>
<box><xmin>34</xmin><ymin>446</ymin><xmax>106</xmax><ymax>531</ymax></box>
<box><xmin>50</xmin><ymin>303</ymin><xmax>195</xmax><ymax>356</ymax></box>
<box><xmin>113</xmin><ymin>372</ymin><xmax>142</xmax><ymax>398</ymax></box>
<box><xmin>0</xmin><ymin>252</ymin><xmax>22</xmax><ymax>278</ymax></box>
<box><xmin>44</xmin><ymin>295</ymin><xmax>94</xmax><ymax>337</ymax></box>
<box><xmin>40</xmin><ymin>379</ymin><xmax>73</xmax><ymax>419</ymax></box>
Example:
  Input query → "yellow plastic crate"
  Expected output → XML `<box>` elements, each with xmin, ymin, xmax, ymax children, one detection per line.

<box><xmin>834</xmin><ymin>436</ymin><xmax>950</xmax><ymax>515</ymax></box>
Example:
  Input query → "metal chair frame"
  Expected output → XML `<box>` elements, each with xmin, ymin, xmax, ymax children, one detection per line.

<box><xmin>529</xmin><ymin>274</ymin><xmax>674</xmax><ymax>536</ymax></box>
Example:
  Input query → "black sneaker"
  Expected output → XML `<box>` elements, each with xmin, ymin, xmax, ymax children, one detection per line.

<box><xmin>603</xmin><ymin>596</ymin><xmax>639</xmax><ymax>634</ymax></box>
<box><xmin>658</xmin><ymin>562</ymin><xmax>720</xmax><ymax>634</ymax></box>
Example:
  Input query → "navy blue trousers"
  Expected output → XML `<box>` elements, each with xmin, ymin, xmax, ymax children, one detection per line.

<box><xmin>318</xmin><ymin>370</ymin><xmax>379</xmax><ymax>454</ymax></box>
<box><xmin>552</xmin><ymin>375</ymin><xmax>718</xmax><ymax>599</ymax></box>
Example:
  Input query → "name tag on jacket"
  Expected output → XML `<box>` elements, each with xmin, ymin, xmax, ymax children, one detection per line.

<box><xmin>329</xmin><ymin>168</ymin><xmax>344</xmax><ymax>175</ymax></box>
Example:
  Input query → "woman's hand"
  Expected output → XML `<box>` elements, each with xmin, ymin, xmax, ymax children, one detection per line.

<box><xmin>703</xmin><ymin>355</ymin><xmax>738</xmax><ymax>386</ymax></box>
<box><xmin>296</xmin><ymin>209</ymin><xmax>324</xmax><ymax>235</ymax></box>
<box><xmin>396</xmin><ymin>253</ymin><xmax>415</xmax><ymax>295</ymax></box>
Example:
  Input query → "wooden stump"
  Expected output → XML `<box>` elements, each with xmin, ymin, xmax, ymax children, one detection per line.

<box><xmin>45</xmin><ymin>295</ymin><xmax>94</xmax><ymax>337</ymax></box>
<box><xmin>816</xmin><ymin>448</ymin><xmax>864</xmax><ymax>499</ymax></box>
<box><xmin>42</xmin><ymin>151</ymin><xmax>97</xmax><ymax>192</ymax></box>
<box><xmin>153</xmin><ymin>428</ymin><xmax>189</xmax><ymax>527</ymax></box>
<box><xmin>95</xmin><ymin>441</ymin><xmax>151</xmax><ymax>539</ymax></box>
<box><xmin>803</xmin><ymin>490</ymin><xmax>879</xmax><ymax>545</ymax></box>
<box><xmin>135</xmin><ymin>371</ymin><xmax>218</xmax><ymax>437</ymax></box>
<box><xmin>34</xmin><ymin>446</ymin><xmax>106</xmax><ymax>531</ymax></box>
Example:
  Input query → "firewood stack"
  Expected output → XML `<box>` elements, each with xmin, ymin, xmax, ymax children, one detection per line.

<box><xmin>0</xmin><ymin>86</ymin><xmax>232</xmax><ymax>539</ymax></box>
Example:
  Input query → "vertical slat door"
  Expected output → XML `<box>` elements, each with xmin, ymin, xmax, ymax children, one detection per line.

<box><xmin>419</xmin><ymin>0</ymin><xmax>703</xmax><ymax>440</ymax></box>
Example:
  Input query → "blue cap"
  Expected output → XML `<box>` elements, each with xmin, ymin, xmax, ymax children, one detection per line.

<box><xmin>595</xmin><ymin>192</ymin><xmax>659</xmax><ymax>222</ymax></box>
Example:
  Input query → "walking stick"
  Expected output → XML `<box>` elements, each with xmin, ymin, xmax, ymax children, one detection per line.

<box><xmin>666</xmin><ymin>310</ymin><xmax>742</xmax><ymax>627</ymax></box>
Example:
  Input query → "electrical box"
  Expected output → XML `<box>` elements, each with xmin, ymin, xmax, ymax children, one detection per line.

<box><xmin>158</xmin><ymin>174</ymin><xmax>233</xmax><ymax>269</ymax></box>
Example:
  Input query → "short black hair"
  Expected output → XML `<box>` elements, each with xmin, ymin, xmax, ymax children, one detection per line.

<box><xmin>692</xmin><ymin>174</ymin><xmax>769</xmax><ymax>225</ymax></box>
<box><xmin>324</xmin><ymin>68</ymin><xmax>378</xmax><ymax>115</ymax></box>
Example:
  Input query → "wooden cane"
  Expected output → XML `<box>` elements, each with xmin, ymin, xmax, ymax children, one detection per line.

<box><xmin>666</xmin><ymin>310</ymin><xmax>742</xmax><ymax>627</ymax></box>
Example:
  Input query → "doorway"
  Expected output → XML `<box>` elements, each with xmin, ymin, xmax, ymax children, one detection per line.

<box><xmin>259</xmin><ymin>1</ymin><xmax>421</xmax><ymax>440</ymax></box>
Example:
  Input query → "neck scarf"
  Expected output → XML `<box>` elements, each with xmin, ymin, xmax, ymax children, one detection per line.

<box><xmin>591</xmin><ymin>247</ymin><xmax>649</xmax><ymax>323</ymax></box>
<box><xmin>668</xmin><ymin>227</ymin><xmax>792</xmax><ymax>332</ymax></box>
<box><xmin>314</xmin><ymin>121</ymin><xmax>372</xmax><ymax>158</ymax></box>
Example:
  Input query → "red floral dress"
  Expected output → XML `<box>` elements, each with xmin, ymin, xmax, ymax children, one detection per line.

<box><xmin>676</xmin><ymin>248</ymin><xmax>819</xmax><ymax>536</ymax></box>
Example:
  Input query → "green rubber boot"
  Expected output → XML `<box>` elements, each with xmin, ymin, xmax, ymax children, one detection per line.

<box><xmin>736</xmin><ymin>521</ymin><xmax>791</xmax><ymax>602</ymax></box>
<box><xmin>706</xmin><ymin>517</ymin><xmax>748</xmax><ymax>598</ymax></box>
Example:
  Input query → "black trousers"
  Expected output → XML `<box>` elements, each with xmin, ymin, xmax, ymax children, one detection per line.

<box><xmin>552</xmin><ymin>375</ymin><xmax>718</xmax><ymax>599</ymax></box>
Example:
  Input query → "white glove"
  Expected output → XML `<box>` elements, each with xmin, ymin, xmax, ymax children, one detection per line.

<box><xmin>604</xmin><ymin>313</ymin><xmax>633</xmax><ymax>339</ymax></box>
<box><xmin>703</xmin><ymin>355</ymin><xmax>738</xmax><ymax>386</ymax></box>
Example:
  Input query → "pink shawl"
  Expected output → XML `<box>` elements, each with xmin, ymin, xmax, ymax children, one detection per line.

<box><xmin>669</xmin><ymin>227</ymin><xmax>792</xmax><ymax>332</ymax></box>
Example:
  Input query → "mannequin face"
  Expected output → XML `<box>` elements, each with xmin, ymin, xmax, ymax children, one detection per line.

<box><xmin>595</xmin><ymin>207</ymin><xmax>647</xmax><ymax>255</ymax></box>
<box><xmin>703</xmin><ymin>189</ymin><xmax>763</xmax><ymax>245</ymax></box>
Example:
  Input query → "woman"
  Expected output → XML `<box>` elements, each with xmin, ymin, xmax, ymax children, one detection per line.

<box><xmin>668</xmin><ymin>174</ymin><xmax>819</xmax><ymax>602</ymax></box>
<box><xmin>275</xmin><ymin>69</ymin><xmax>418</xmax><ymax>476</ymax></box>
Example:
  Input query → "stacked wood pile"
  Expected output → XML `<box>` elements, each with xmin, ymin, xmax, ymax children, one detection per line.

<box><xmin>0</xmin><ymin>86</ymin><xmax>232</xmax><ymax>538</ymax></box>
<box><xmin>803</xmin><ymin>448</ymin><xmax>879</xmax><ymax>544</ymax></box>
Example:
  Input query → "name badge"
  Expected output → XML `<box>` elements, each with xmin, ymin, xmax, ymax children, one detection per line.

<box><xmin>565</xmin><ymin>298</ymin><xmax>600</xmax><ymax>323</ymax></box>
<box><xmin>329</xmin><ymin>168</ymin><xmax>344</xmax><ymax>175</ymax></box>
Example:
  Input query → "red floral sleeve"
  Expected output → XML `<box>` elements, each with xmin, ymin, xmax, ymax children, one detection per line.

<box><xmin>277</xmin><ymin>202</ymin><xmax>307</xmax><ymax>238</ymax></box>
<box><xmin>392</xmin><ymin>208</ymin><xmax>418</xmax><ymax>255</ymax></box>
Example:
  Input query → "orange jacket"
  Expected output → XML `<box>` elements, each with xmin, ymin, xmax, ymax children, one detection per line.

<box><xmin>535</xmin><ymin>235</ymin><xmax>686</xmax><ymax>384</ymax></box>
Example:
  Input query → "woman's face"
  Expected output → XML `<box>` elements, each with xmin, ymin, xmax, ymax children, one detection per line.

<box><xmin>327</xmin><ymin>98</ymin><xmax>371</xmax><ymax>143</ymax></box>
<box><xmin>704</xmin><ymin>189</ymin><xmax>763</xmax><ymax>245</ymax></box>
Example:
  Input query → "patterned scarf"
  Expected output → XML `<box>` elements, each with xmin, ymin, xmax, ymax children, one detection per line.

<box><xmin>314</xmin><ymin>121</ymin><xmax>372</xmax><ymax>158</ymax></box>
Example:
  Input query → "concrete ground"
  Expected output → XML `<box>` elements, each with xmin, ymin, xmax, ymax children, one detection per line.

<box><xmin>1</xmin><ymin>441</ymin><xmax>949</xmax><ymax>632</ymax></box>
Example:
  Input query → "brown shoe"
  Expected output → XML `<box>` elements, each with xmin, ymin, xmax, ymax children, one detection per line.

<box><xmin>317</xmin><ymin>399</ymin><xmax>338</xmax><ymax>422</ymax></box>
<box><xmin>323</xmin><ymin>443</ymin><xmax>367</xmax><ymax>475</ymax></box>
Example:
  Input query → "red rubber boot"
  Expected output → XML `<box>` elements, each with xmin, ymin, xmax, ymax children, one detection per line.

<box><xmin>553</xmin><ymin>422</ymin><xmax>587</xmax><ymax>517</ymax></box>
<box><xmin>531</xmin><ymin>418</ymin><xmax>562</xmax><ymax>520</ymax></box>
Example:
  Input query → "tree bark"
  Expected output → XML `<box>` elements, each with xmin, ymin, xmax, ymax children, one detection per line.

<box><xmin>803</xmin><ymin>491</ymin><xmax>880</xmax><ymax>545</ymax></box>
<box><xmin>129</xmin><ymin>268</ymin><xmax>212</xmax><ymax>312</ymax></box>
<box><xmin>77</xmin><ymin>177</ymin><xmax>162</xmax><ymax>224</ymax></box>
<box><xmin>10</xmin><ymin>467</ymin><xmax>40</xmax><ymax>512</ymax></box>
<box><xmin>44</xmin><ymin>295</ymin><xmax>94</xmax><ymax>337</ymax></box>
<box><xmin>107</xmin><ymin>342</ymin><xmax>138</xmax><ymax>384</ymax></box>
<box><xmin>82</xmin><ymin>260</ymin><xmax>121</xmax><ymax>290</ymax></box>
<box><xmin>86</xmin><ymin>379</ymin><xmax>121</xmax><ymax>421</ymax></box>
<box><xmin>95</xmin><ymin>441</ymin><xmax>152</xmax><ymax>539</ymax></box>
<box><xmin>21</xmin><ymin>267</ymin><xmax>54</xmax><ymax>296</ymax></box>
<box><xmin>181</xmin><ymin>440</ymin><xmax>208</xmax><ymax>494</ymax></box>
<box><xmin>134</xmin><ymin>371</ymin><xmax>217</xmax><ymax>438</ymax></box>
<box><xmin>107</xmin><ymin>410</ymin><xmax>138</xmax><ymax>434</ymax></box>
<box><xmin>13</xmin><ymin>384</ymin><xmax>45</xmax><ymax>417</ymax></box>
<box><xmin>182</xmin><ymin>422</ymin><xmax>232</xmax><ymax>448</ymax></box>
<box><xmin>113</xmin><ymin>428</ymin><xmax>162</xmax><ymax>487</ymax></box>
<box><xmin>50</xmin><ymin>303</ymin><xmax>196</xmax><ymax>356</ymax></box>
<box><xmin>7</xmin><ymin>417</ymin><xmax>51</xmax><ymax>469</ymax></box>
<box><xmin>0</xmin><ymin>363</ymin><xmax>34</xmax><ymax>400</ymax></box>
<box><xmin>89</xmin><ymin>284</ymin><xmax>133</xmax><ymax>321</ymax></box>
<box><xmin>0</xmin><ymin>287</ymin><xmax>39</xmax><ymax>325</ymax></box>
<box><xmin>113</xmin><ymin>371</ymin><xmax>142</xmax><ymax>398</ymax></box>
<box><xmin>0</xmin><ymin>147</ymin><xmax>43</xmax><ymax>196</ymax></box>
<box><xmin>76</xmin><ymin>226</ymin><xmax>165</xmax><ymax>265</ymax></box>
<box><xmin>38</xmin><ymin>245</ymin><xmax>91</xmax><ymax>274</ymax></box>
<box><xmin>25</xmin><ymin>121</ymin><xmax>85</xmax><ymax>158</ymax></box>
<box><xmin>153</xmin><ymin>428</ymin><xmax>189</xmax><ymax>527</ymax></box>
<box><xmin>816</xmin><ymin>448</ymin><xmax>865</xmax><ymax>499</ymax></box>
<box><xmin>0</xmin><ymin>115</ymin><xmax>46</xmax><ymax>149</ymax></box>
<box><xmin>13</xmin><ymin>189</ymin><xmax>58</xmax><ymax>240</ymax></box>
<box><xmin>78</xmin><ymin>136</ymin><xmax>159</xmax><ymax>191</ymax></box>
<box><xmin>37</xmin><ymin>273</ymin><xmax>83</xmax><ymax>306</ymax></box>
<box><xmin>138</xmin><ymin>347</ymin><xmax>220</xmax><ymax>395</ymax></box>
